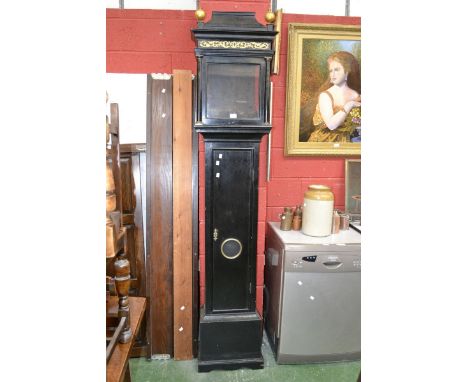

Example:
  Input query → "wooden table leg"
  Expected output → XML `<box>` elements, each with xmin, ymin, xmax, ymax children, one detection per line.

<box><xmin>115</xmin><ymin>248</ymin><xmax>132</xmax><ymax>343</ymax></box>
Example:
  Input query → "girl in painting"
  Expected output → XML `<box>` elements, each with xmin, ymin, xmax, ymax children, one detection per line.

<box><xmin>307</xmin><ymin>51</ymin><xmax>361</xmax><ymax>143</ymax></box>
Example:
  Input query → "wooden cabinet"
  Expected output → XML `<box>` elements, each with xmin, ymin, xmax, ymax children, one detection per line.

<box><xmin>106</xmin><ymin>103</ymin><xmax>133</xmax><ymax>361</ymax></box>
<box><xmin>106</xmin><ymin>106</ymin><xmax>148</xmax><ymax>361</ymax></box>
<box><xmin>120</xmin><ymin>145</ymin><xmax>146</xmax><ymax>297</ymax></box>
<box><xmin>193</xmin><ymin>12</ymin><xmax>276</xmax><ymax>372</ymax></box>
<box><xmin>120</xmin><ymin>144</ymin><xmax>148</xmax><ymax>357</ymax></box>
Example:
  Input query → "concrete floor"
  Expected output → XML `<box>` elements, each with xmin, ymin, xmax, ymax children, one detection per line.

<box><xmin>129</xmin><ymin>334</ymin><xmax>360</xmax><ymax>382</ymax></box>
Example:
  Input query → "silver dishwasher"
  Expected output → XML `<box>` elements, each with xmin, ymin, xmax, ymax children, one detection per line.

<box><xmin>264</xmin><ymin>222</ymin><xmax>361</xmax><ymax>364</ymax></box>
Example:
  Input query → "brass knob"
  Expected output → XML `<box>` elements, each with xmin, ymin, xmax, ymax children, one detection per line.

<box><xmin>265</xmin><ymin>9</ymin><xmax>276</xmax><ymax>23</ymax></box>
<box><xmin>195</xmin><ymin>8</ymin><xmax>206</xmax><ymax>21</ymax></box>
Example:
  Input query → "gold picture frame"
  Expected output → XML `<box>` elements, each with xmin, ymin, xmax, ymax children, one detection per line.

<box><xmin>345</xmin><ymin>159</ymin><xmax>361</xmax><ymax>216</ymax></box>
<box><xmin>284</xmin><ymin>23</ymin><xmax>361</xmax><ymax>156</ymax></box>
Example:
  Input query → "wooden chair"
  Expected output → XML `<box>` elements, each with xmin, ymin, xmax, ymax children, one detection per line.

<box><xmin>106</xmin><ymin>103</ymin><xmax>132</xmax><ymax>355</ymax></box>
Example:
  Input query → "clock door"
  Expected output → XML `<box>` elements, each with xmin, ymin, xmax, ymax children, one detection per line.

<box><xmin>208</xmin><ymin>145</ymin><xmax>257</xmax><ymax>314</ymax></box>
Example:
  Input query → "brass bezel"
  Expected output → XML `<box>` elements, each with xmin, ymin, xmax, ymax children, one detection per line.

<box><xmin>220</xmin><ymin>238</ymin><xmax>243</xmax><ymax>260</ymax></box>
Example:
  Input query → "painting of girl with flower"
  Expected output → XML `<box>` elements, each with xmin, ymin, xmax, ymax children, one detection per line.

<box><xmin>285</xmin><ymin>23</ymin><xmax>361</xmax><ymax>156</ymax></box>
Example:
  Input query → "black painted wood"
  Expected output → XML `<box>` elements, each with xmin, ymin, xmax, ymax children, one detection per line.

<box><xmin>198</xmin><ymin>309</ymin><xmax>263</xmax><ymax>372</ymax></box>
<box><xmin>193</xmin><ymin>12</ymin><xmax>276</xmax><ymax>372</ymax></box>
<box><xmin>200</xmin><ymin>57</ymin><xmax>267</xmax><ymax>127</ymax></box>
<box><xmin>193</xmin><ymin>12</ymin><xmax>276</xmax><ymax>136</ymax></box>
<box><xmin>204</xmin><ymin>139</ymin><xmax>260</xmax><ymax>314</ymax></box>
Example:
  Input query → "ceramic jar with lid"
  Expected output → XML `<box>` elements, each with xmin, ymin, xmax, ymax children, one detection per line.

<box><xmin>302</xmin><ymin>185</ymin><xmax>334</xmax><ymax>237</ymax></box>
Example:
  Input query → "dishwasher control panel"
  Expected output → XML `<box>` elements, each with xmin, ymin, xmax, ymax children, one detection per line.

<box><xmin>291</xmin><ymin>256</ymin><xmax>317</xmax><ymax>267</ymax></box>
<box><xmin>286</xmin><ymin>251</ymin><xmax>361</xmax><ymax>273</ymax></box>
<box><xmin>352</xmin><ymin>258</ymin><xmax>361</xmax><ymax>269</ymax></box>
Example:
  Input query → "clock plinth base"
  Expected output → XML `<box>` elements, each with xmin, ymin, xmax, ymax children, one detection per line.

<box><xmin>198</xmin><ymin>307</ymin><xmax>264</xmax><ymax>372</ymax></box>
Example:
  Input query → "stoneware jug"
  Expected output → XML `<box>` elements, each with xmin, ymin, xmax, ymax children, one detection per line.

<box><xmin>302</xmin><ymin>185</ymin><xmax>334</xmax><ymax>237</ymax></box>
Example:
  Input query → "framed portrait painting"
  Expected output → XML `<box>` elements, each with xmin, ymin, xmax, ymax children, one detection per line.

<box><xmin>345</xmin><ymin>159</ymin><xmax>361</xmax><ymax>217</ymax></box>
<box><xmin>284</xmin><ymin>23</ymin><xmax>361</xmax><ymax>156</ymax></box>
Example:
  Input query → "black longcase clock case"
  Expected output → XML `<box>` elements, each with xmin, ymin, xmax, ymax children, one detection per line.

<box><xmin>192</xmin><ymin>11</ymin><xmax>276</xmax><ymax>372</ymax></box>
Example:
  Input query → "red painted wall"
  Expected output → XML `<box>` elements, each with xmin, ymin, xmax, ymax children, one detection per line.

<box><xmin>106</xmin><ymin>4</ymin><xmax>360</xmax><ymax>315</ymax></box>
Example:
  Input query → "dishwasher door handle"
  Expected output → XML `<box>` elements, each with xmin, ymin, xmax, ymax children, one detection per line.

<box><xmin>322</xmin><ymin>261</ymin><xmax>343</xmax><ymax>269</ymax></box>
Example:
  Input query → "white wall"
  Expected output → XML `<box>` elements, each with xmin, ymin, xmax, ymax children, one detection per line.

<box><xmin>106</xmin><ymin>0</ymin><xmax>196</xmax><ymax>9</ymax></box>
<box><xmin>278</xmin><ymin>0</ymin><xmax>344</xmax><ymax>16</ymax></box>
<box><xmin>106</xmin><ymin>73</ymin><xmax>147</xmax><ymax>144</ymax></box>
<box><xmin>106</xmin><ymin>0</ymin><xmax>361</xmax><ymax>16</ymax></box>
<box><xmin>277</xmin><ymin>0</ymin><xmax>361</xmax><ymax>17</ymax></box>
<box><xmin>106</xmin><ymin>1</ymin><xmax>361</xmax><ymax>143</ymax></box>
<box><xmin>349</xmin><ymin>0</ymin><xmax>361</xmax><ymax>16</ymax></box>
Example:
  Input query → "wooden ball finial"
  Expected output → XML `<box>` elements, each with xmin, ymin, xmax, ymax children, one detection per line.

<box><xmin>195</xmin><ymin>8</ymin><xmax>206</xmax><ymax>22</ymax></box>
<box><xmin>265</xmin><ymin>9</ymin><xmax>276</xmax><ymax>23</ymax></box>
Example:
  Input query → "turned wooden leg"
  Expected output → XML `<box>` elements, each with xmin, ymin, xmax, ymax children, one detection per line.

<box><xmin>115</xmin><ymin>251</ymin><xmax>132</xmax><ymax>343</ymax></box>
